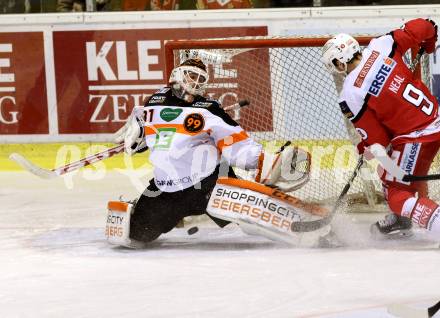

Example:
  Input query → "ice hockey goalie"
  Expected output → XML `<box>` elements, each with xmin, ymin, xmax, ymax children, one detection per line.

<box><xmin>105</xmin><ymin>58</ymin><xmax>330</xmax><ymax>248</ymax></box>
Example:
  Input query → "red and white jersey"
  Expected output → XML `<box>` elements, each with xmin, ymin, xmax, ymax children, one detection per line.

<box><xmin>339</xmin><ymin>18</ymin><xmax>439</xmax><ymax>148</ymax></box>
<box><xmin>143</xmin><ymin>87</ymin><xmax>262</xmax><ymax>192</ymax></box>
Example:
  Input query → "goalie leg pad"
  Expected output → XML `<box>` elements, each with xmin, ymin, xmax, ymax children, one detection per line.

<box><xmin>106</xmin><ymin>201</ymin><xmax>135</xmax><ymax>247</ymax></box>
<box><xmin>207</xmin><ymin>178</ymin><xmax>330</xmax><ymax>247</ymax></box>
<box><xmin>106</xmin><ymin>200</ymin><xmax>154</xmax><ymax>249</ymax></box>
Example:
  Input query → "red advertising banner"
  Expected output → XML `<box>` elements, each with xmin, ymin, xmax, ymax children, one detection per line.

<box><xmin>202</xmin><ymin>49</ymin><xmax>273</xmax><ymax>132</ymax></box>
<box><xmin>53</xmin><ymin>27</ymin><xmax>268</xmax><ymax>134</ymax></box>
<box><xmin>0</xmin><ymin>32</ymin><xmax>47</xmax><ymax>135</ymax></box>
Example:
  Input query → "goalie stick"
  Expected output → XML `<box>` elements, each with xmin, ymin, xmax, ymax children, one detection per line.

<box><xmin>9</xmin><ymin>143</ymin><xmax>126</xmax><ymax>179</ymax></box>
<box><xmin>290</xmin><ymin>155</ymin><xmax>364</xmax><ymax>232</ymax></box>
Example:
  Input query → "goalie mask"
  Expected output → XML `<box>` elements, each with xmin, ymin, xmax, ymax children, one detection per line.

<box><xmin>169</xmin><ymin>59</ymin><xmax>209</xmax><ymax>102</ymax></box>
<box><xmin>322</xmin><ymin>33</ymin><xmax>361</xmax><ymax>74</ymax></box>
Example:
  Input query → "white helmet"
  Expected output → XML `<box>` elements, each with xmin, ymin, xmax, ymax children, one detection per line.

<box><xmin>169</xmin><ymin>59</ymin><xmax>209</xmax><ymax>101</ymax></box>
<box><xmin>322</xmin><ymin>33</ymin><xmax>361</xmax><ymax>74</ymax></box>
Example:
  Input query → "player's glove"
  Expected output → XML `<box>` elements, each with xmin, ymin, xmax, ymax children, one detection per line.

<box><xmin>422</xmin><ymin>19</ymin><xmax>438</xmax><ymax>54</ymax></box>
<box><xmin>114</xmin><ymin>106</ymin><xmax>147</xmax><ymax>156</ymax></box>
<box><xmin>256</xmin><ymin>144</ymin><xmax>311</xmax><ymax>192</ymax></box>
<box><xmin>356</xmin><ymin>140</ymin><xmax>376</xmax><ymax>160</ymax></box>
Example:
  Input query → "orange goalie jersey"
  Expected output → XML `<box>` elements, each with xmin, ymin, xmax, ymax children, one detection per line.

<box><xmin>339</xmin><ymin>18</ymin><xmax>439</xmax><ymax>149</ymax></box>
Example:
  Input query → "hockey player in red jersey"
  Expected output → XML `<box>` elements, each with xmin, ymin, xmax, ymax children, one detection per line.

<box><xmin>322</xmin><ymin>18</ymin><xmax>439</xmax><ymax>237</ymax></box>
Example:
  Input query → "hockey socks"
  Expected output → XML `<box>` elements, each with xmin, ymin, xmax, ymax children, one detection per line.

<box><xmin>403</xmin><ymin>197</ymin><xmax>440</xmax><ymax>232</ymax></box>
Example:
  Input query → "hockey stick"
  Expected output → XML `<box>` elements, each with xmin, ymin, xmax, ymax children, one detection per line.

<box><xmin>9</xmin><ymin>143</ymin><xmax>125</xmax><ymax>179</ymax></box>
<box><xmin>387</xmin><ymin>299</ymin><xmax>440</xmax><ymax>318</ymax></box>
<box><xmin>222</xmin><ymin>99</ymin><xmax>250</xmax><ymax>111</ymax></box>
<box><xmin>291</xmin><ymin>155</ymin><xmax>364</xmax><ymax>232</ymax></box>
<box><xmin>223</xmin><ymin>99</ymin><xmax>250</xmax><ymax>121</ymax></box>
<box><xmin>370</xmin><ymin>143</ymin><xmax>440</xmax><ymax>182</ymax></box>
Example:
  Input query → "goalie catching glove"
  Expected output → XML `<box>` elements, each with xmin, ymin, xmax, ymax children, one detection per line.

<box><xmin>114</xmin><ymin>106</ymin><xmax>147</xmax><ymax>156</ymax></box>
<box><xmin>256</xmin><ymin>143</ymin><xmax>311</xmax><ymax>192</ymax></box>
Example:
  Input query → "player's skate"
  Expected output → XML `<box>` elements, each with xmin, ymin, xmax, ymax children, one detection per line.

<box><xmin>370</xmin><ymin>213</ymin><xmax>413</xmax><ymax>239</ymax></box>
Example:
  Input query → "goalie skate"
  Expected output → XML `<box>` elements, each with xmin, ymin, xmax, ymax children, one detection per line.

<box><xmin>370</xmin><ymin>213</ymin><xmax>413</xmax><ymax>240</ymax></box>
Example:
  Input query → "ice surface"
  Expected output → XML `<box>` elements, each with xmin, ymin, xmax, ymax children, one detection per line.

<box><xmin>1</xmin><ymin>171</ymin><xmax>440</xmax><ymax>318</ymax></box>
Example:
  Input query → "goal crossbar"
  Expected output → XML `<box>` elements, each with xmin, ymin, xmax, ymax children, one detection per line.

<box><xmin>164</xmin><ymin>36</ymin><xmax>373</xmax><ymax>79</ymax></box>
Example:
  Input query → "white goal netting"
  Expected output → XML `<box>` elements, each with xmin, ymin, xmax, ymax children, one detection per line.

<box><xmin>166</xmin><ymin>36</ymin><xmax>435</xmax><ymax>212</ymax></box>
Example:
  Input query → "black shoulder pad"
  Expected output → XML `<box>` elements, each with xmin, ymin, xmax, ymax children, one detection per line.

<box><xmin>154</xmin><ymin>87</ymin><xmax>172</xmax><ymax>95</ymax></box>
<box><xmin>191</xmin><ymin>95</ymin><xmax>220</xmax><ymax>109</ymax></box>
<box><xmin>192</xmin><ymin>100</ymin><xmax>218</xmax><ymax>108</ymax></box>
<box><xmin>147</xmin><ymin>94</ymin><xmax>167</xmax><ymax>106</ymax></box>
<box><xmin>146</xmin><ymin>87</ymin><xmax>173</xmax><ymax>106</ymax></box>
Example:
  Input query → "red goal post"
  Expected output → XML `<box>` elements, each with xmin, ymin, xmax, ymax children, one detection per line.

<box><xmin>163</xmin><ymin>36</ymin><xmax>430</xmax><ymax>212</ymax></box>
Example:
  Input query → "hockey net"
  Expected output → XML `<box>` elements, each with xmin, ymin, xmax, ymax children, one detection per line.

<box><xmin>165</xmin><ymin>36</ymin><xmax>434</xmax><ymax>213</ymax></box>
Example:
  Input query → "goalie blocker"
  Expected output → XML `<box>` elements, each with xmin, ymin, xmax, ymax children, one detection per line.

<box><xmin>206</xmin><ymin>178</ymin><xmax>331</xmax><ymax>246</ymax></box>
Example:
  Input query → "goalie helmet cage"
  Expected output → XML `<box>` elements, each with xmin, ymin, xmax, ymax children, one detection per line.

<box><xmin>164</xmin><ymin>36</ymin><xmax>435</xmax><ymax>213</ymax></box>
